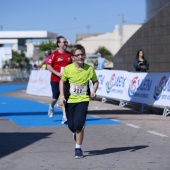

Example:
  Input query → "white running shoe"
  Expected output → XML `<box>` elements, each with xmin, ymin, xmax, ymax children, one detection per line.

<box><xmin>48</xmin><ymin>105</ymin><xmax>54</xmax><ymax>118</ymax></box>
<box><xmin>61</xmin><ymin>117</ymin><xmax>67</xmax><ymax>124</ymax></box>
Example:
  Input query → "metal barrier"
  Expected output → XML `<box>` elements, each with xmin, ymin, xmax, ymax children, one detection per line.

<box><xmin>0</xmin><ymin>68</ymin><xmax>30</xmax><ymax>82</ymax></box>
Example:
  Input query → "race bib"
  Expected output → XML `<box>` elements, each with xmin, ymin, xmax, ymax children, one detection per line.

<box><xmin>70</xmin><ymin>83</ymin><xmax>87</xmax><ymax>96</ymax></box>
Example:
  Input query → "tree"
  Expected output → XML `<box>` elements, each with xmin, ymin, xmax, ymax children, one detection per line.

<box><xmin>10</xmin><ymin>51</ymin><xmax>29</xmax><ymax>69</ymax></box>
<box><xmin>95</xmin><ymin>46</ymin><xmax>112</xmax><ymax>60</ymax></box>
<box><xmin>39</xmin><ymin>40</ymin><xmax>57</xmax><ymax>52</ymax></box>
<box><xmin>95</xmin><ymin>46</ymin><xmax>112</xmax><ymax>55</ymax></box>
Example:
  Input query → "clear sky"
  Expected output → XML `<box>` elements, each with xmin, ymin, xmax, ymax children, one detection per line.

<box><xmin>0</xmin><ymin>0</ymin><xmax>146</xmax><ymax>43</ymax></box>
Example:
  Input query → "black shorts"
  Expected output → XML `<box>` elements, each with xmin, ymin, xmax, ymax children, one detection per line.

<box><xmin>64</xmin><ymin>81</ymin><xmax>70</xmax><ymax>99</ymax></box>
<box><xmin>50</xmin><ymin>81</ymin><xmax>70</xmax><ymax>100</ymax></box>
<box><xmin>65</xmin><ymin>102</ymin><xmax>89</xmax><ymax>133</ymax></box>
<box><xmin>50</xmin><ymin>81</ymin><xmax>60</xmax><ymax>99</ymax></box>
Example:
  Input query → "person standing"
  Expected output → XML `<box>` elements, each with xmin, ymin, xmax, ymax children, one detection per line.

<box><xmin>59</xmin><ymin>44</ymin><xmax>99</xmax><ymax>159</ymax></box>
<box><xmin>134</xmin><ymin>49</ymin><xmax>149</xmax><ymax>72</ymax></box>
<box><xmin>47</xmin><ymin>36</ymin><xmax>72</xmax><ymax>124</ymax></box>
<box><xmin>93</xmin><ymin>52</ymin><xmax>110</xmax><ymax>69</ymax></box>
<box><xmin>40</xmin><ymin>50</ymin><xmax>52</xmax><ymax>70</ymax></box>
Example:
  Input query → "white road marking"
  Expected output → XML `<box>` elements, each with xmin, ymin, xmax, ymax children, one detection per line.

<box><xmin>88</xmin><ymin>107</ymin><xmax>113</xmax><ymax>110</ymax></box>
<box><xmin>91</xmin><ymin>116</ymin><xmax>120</xmax><ymax>122</ymax></box>
<box><xmin>111</xmin><ymin>119</ymin><xmax>120</xmax><ymax>122</ymax></box>
<box><xmin>91</xmin><ymin>115</ymin><xmax>100</xmax><ymax>118</ymax></box>
<box><xmin>87</xmin><ymin>114</ymin><xmax>169</xmax><ymax>138</ymax></box>
<box><xmin>37</xmin><ymin>101</ymin><xmax>45</xmax><ymax>104</ymax></box>
<box><xmin>126</xmin><ymin>124</ymin><xmax>141</xmax><ymax>128</ymax></box>
<box><xmin>148</xmin><ymin>131</ymin><xmax>168</xmax><ymax>137</ymax></box>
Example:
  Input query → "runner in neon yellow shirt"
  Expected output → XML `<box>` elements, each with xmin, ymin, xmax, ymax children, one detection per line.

<box><xmin>59</xmin><ymin>44</ymin><xmax>99</xmax><ymax>159</ymax></box>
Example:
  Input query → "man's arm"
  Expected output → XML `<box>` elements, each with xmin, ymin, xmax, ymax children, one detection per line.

<box><xmin>59</xmin><ymin>79</ymin><xmax>65</xmax><ymax>105</ymax></box>
<box><xmin>47</xmin><ymin>64</ymin><xmax>62</xmax><ymax>78</ymax></box>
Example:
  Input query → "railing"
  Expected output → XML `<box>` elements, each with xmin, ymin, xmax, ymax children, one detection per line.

<box><xmin>0</xmin><ymin>68</ymin><xmax>30</xmax><ymax>82</ymax></box>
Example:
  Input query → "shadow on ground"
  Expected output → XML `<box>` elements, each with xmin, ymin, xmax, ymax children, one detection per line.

<box><xmin>84</xmin><ymin>145</ymin><xmax>149</xmax><ymax>157</ymax></box>
<box><xmin>0</xmin><ymin>132</ymin><xmax>52</xmax><ymax>159</ymax></box>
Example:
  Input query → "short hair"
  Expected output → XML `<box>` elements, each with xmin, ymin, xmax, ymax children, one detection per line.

<box><xmin>56</xmin><ymin>35</ymin><xmax>65</xmax><ymax>47</ymax></box>
<box><xmin>71</xmin><ymin>44</ymin><xmax>86</xmax><ymax>56</ymax></box>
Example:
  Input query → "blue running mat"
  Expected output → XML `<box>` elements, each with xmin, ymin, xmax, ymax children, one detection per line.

<box><xmin>0</xmin><ymin>85</ymin><xmax>122</xmax><ymax>126</ymax></box>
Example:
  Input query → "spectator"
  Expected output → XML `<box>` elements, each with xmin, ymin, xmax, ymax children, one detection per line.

<box><xmin>134</xmin><ymin>49</ymin><xmax>149</xmax><ymax>72</ymax></box>
<box><xmin>40</xmin><ymin>50</ymin><xmax>52</xmax><ymax>70</ymax></box>
<box><xmin>93</xmin><ymin>52</ymin><xmax>110</xmax><ymax>69</ymax></box>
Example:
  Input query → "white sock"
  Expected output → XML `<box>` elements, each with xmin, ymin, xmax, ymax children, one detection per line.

<box><xmin>76</xmin><ymin>144</ymin><xmax>81</xmax><ymax>149</ymax></box>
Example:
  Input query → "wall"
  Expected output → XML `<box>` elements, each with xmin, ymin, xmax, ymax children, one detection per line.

<box><xmin>114</xmin><ymin>2</ymin><xmax>170</xmax><ymax>72</ymax></box>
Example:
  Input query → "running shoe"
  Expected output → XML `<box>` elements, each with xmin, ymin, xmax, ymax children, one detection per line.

<box><xmin>61</xmin><ymin>117</ymin><xmax>67</xmax><ymax>124</ymax></box>
<box><xmin>48</xmin><ymin>105</ymin><xmax>54</xmax><ymax>118</ymax></box>
<box><xmin>74</xmin><ymin>148</ymin><xmax>84</xmax><ymax>159</ymax></box>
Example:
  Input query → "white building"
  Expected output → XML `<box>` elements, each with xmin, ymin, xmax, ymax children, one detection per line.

<box><xmin>0</xmin><ymin>31</ymin><xmax>58</xmax><ymax>58</ymax></box>
<box><xmin>76</xmin><ymin>24</ymin><xmax>142</xmax><ymax>56</ymax></box>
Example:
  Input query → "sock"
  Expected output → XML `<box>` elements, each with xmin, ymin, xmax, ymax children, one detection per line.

<box><xmin>76</xmin><ymin>144</ymin><xmax>81</xmax><ymax>149</ymax></box>
<box><xmin>51</xmin><ymin>100</ymin><xmax>57</xmax><ymax>108</ymax></box>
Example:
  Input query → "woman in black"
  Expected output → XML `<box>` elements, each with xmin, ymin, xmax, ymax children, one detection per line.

<box><xmin>134</xmin><ymin>49</ymin><xmax>149</xmax><ymax>72</ymax></box>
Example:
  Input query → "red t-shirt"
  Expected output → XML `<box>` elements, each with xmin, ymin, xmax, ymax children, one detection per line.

<box><xmin>47</xmin><ymin>50</ymin><xmax>72</xmax><ymax>82</ymax></box>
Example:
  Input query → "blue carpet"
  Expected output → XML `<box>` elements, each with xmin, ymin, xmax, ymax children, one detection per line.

<box><xmin>0</xmin><ymin>84</ymin><xmax>27</xmax><ymax>93</ymax></box>
<box><xmin>0</xmin><ymin>85</ymin><xmax>122</xmax><ymax>126</ymax></box>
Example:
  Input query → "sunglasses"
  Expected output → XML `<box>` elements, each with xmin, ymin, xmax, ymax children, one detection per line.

<box><xmin>73</xmin><ymin>54</ymin><xmax>85</xmax><ymax>58</ymax></box>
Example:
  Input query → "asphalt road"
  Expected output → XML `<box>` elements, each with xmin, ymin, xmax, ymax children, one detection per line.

<box><xmin>0</xmin><ymin>85</ymin><xmax>170</xmax><ymax>170</ymax></box>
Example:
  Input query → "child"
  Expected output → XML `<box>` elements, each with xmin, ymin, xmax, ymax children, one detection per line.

<box><xmin>59</xmin><ymin>44</ymin><xmax>99</xmax><ymax>159</ymax></box>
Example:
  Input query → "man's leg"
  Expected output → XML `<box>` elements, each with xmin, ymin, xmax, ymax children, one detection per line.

<box><xmin>61</xmin><ymin>81</ymin><xmax>70</xmax><ymax>124</ymax></box>
<box><xmin>61</xmin><ymin>104</ymin><xmax>67</xmax><ymax>124</ymax></box>
<box><xmin>48</xmin><ymin>81</ymin><xmax>59</xmax><ymax>118</ymax></box>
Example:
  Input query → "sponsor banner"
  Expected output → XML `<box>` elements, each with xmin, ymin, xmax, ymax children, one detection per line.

<box><xmin>26</xmin><ymin>70</ymin><xmax>170</xmax><ymax>107</ymax></box>
<box><xmin>95</xmin><ymin>70</ymin><xmax>170</xmax><ymax>107</ymax></box>
<box><xmin>95</xmin><ymin>70</ymin><xmax>127</xmax><ymax>100</ymax></box>
<box><xmin>26</xmin><ymin>70</ymin><xmax>52</xmax><ymax>97</ymax></box>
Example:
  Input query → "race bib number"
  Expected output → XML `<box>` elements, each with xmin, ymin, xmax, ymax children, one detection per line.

<box><xmin>70</xmin><ymin>83</ymin><xmax>87</xmax><ymax>96</ymax></box>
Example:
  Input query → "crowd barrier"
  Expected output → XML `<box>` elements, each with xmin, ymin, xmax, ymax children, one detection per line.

<box><xmin>26</xmin><ymin>70</ymin><xmax>170</xmax><ymax>116</ymax></box>
<box><xmin>0</xmin><ymin>68</ymin><xmax>29</xmax><ymax>82</ymax></box>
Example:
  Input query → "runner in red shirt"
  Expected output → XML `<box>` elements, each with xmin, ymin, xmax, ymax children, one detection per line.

<box><xmin>47</xmin><ymin>36</ymin><xmax>72</xmax><ymax>123</ymax></box>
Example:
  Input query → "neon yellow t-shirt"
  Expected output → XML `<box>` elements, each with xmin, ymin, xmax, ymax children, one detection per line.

<box><xmin>62</xmin><ymin>63</ymin><xmax>98</xmax><ymax>103</ymax></box>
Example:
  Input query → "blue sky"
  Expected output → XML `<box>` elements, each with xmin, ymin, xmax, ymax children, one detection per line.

<box><xmin>0</xmin><ymin>0</ymin><xmax>146</xmax><ymax>43</ymax></box>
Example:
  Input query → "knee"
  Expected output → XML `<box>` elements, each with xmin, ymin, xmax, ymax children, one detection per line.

<box><xmin>68</xmin><ymin>124</ymin><xmax>76</xmax><ymax>133</ymax></box>
<box><xmin>74</xmin><ymin>123</ymin><xmax>84</xmax><ymax>132</ymax></box>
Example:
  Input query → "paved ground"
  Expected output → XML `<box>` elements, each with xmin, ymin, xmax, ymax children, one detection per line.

<box><xmin>0</xmin><ymin>83</ymin><xmax>170</xmax><ymax>170</ymax></box>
